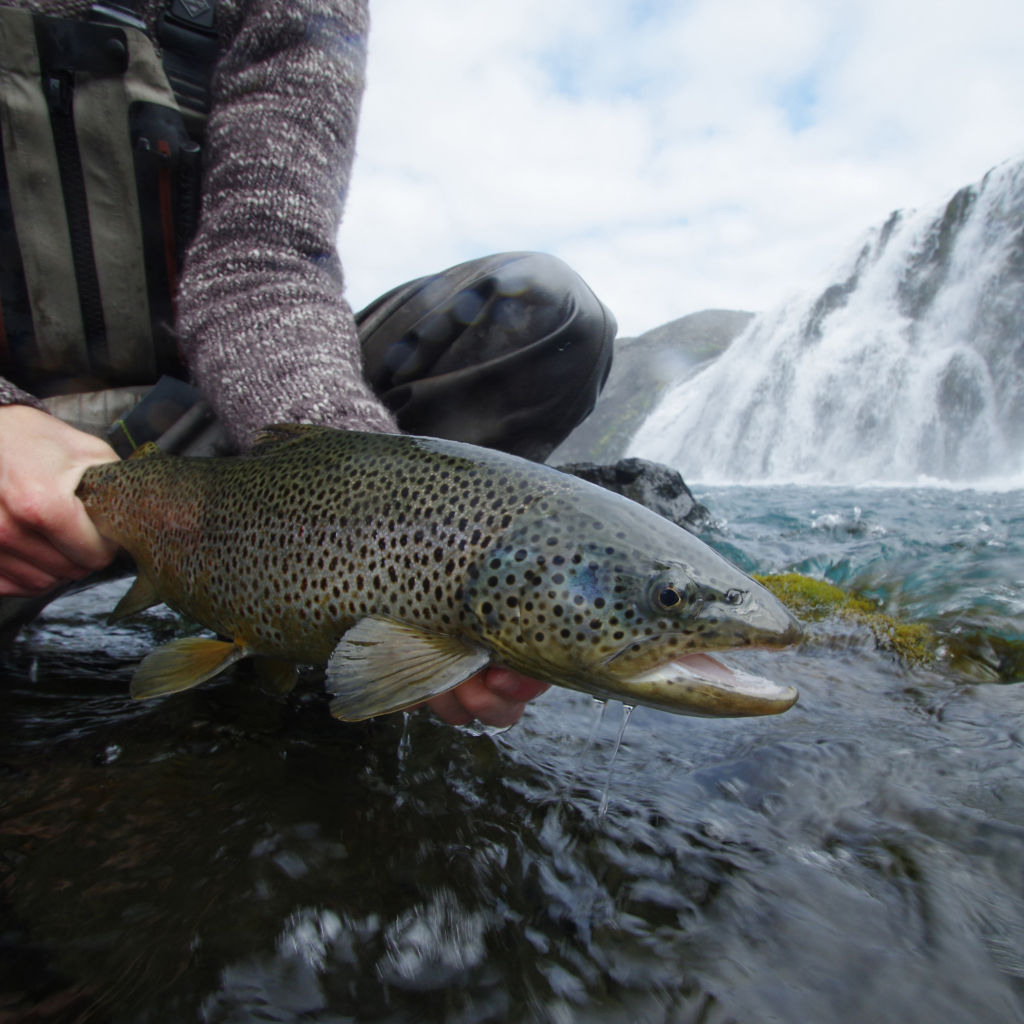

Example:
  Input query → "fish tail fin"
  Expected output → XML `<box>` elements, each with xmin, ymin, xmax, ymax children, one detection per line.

<box><xmin>130</xmin><ymin>637</ymin><xmax>246</xmax><ymax>699</ymax></box>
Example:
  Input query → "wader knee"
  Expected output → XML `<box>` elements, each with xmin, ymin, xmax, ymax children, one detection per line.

<box><xmin>358</xmin><ymin>251</ymin><xmax>616</xmax><ymax>462</ymax></box>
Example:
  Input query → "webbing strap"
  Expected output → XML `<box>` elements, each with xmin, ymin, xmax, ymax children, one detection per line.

<box><xmin>0</xmin><ymin>8</ymin><xmax>88</xmax><ymax>374</ymax></box>
<box><xmin>74</xmin><ymin>66</ymin><xmax>154</xmax><ymax>378</ymax></box>
<box><xmin>73</xmin><ymin>23</ymin><xmax>186</xmax><ymax>380</ymax></box>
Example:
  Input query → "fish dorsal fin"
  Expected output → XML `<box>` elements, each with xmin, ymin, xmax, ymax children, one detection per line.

<box><xmin>109</xmin><ymin>573</ymin><xmax>162</xmax><ymax>623</ymax></box>
<box><xmin>128</xmin><ymin>441</ymin><xmax>164</xmax><ymax>460</ymax></box>
<box><xmin>249</xmin><ymin>423</ymin><xmax>328</xmax><ymax>453</ymax></box>
<box><xmin>326</xmin><ymin>615</ymin><xmax>489</xmax><ymax>721</ymax></box>
<box><xmin>130</xmin><ymin>637</ymin><xmax>247</xmax><ymax>699</ymax></box>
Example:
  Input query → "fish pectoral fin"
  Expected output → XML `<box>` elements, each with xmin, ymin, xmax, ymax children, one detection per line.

<box><xmin>130</xmin><ymin>637</ymin><xmax>247</xmax><ymax>700</ymax></box>
<box><xmin>326</xmin><ymin>616</ymin><xmax>489</xmax><ymax>722</ymax></box>
<box><xmin>109</xmin><ymin>573</ymin><xmax>162</xmax><ymax>623</ymax></box>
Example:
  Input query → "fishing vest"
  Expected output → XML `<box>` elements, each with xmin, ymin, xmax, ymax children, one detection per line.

<box><xmin>0</xmin><ymin>0</ymin><xmax>220</xmax><ymax>397</ymax></box>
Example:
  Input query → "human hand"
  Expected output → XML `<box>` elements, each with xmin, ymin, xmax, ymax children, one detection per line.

<box><xmin>427</xmin><ymin>667</ymin><xmax>550</xmax><ymax>729</ymax></box>
<box><xmin>0</xmin><ymin>406</ymin><xmax>120</xmax><ymax>597</ymax></box>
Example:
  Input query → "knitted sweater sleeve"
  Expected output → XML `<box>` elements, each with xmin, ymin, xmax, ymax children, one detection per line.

<box><xmin>174</xmin><ymin>0</ymin><xmax>398</xmax><ymax>447</ymax></box>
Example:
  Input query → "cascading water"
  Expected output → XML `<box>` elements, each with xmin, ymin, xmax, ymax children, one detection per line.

<box><xmin>630</xmin><ymin>158</ymin><xmax>1024</xmax><ymax>485</ymax></box>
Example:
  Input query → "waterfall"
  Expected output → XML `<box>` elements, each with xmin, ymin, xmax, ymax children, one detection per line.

<box><xmin>629</xmin><ymin>158</ymin><xmax>1024</xmax><ymax>486</ymax></box>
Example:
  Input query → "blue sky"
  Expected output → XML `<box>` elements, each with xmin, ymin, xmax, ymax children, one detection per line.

<box><xmin>339</xmin><ymin>0</ymin><xmax>1024</xmax><ymax>337</ymax></box>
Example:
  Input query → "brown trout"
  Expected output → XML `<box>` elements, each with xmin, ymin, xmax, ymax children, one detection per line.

<box><xmin>76</xmin><ymin>425</ymin><xmax>802</xmax><ymax>720</ymax></box>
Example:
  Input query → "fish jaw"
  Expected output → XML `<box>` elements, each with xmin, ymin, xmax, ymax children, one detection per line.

<box><xmin>594</xmin><ymin>650</ymin><xmax>799</xmax><ymax>717</ymax></box>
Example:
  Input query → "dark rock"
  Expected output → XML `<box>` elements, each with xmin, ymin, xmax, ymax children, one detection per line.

<box><xmin>557</xmin><ymin>457</ymin><xmax>710</xmax><ymax>534</ymax></box>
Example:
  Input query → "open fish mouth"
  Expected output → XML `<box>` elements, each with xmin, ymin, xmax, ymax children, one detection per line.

<box><xmin>619</xmin><ymin>651</ymin><xmax>799</xmax><ymax>718</ymax></box>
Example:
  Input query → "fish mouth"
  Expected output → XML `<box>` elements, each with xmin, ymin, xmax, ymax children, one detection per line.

<box><xmin>613</xmin><ymin>650</ymin><xmax>799</xmax><ymax>718</ymax></box>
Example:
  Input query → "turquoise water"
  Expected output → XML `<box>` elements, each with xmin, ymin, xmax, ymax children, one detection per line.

<box><xmin>1</xmin><ymin>485</ymin><xmax>1022</xmax><ymax>1023</ymax></box>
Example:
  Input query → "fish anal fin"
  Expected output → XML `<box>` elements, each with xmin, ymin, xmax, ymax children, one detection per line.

<box><xmin>326</xmin><ymin>616</ymin><xmax>489</xmax><ymax>721</ymax></box>
<box><xmin>130</xmin><ymin>637</ymin><xmax>247</xmax><ymax>699</ymax></box>
<box><xmin>109</xmin><ymin>574</ymin><xmax>162</xmax><ymax>623</ymax></box>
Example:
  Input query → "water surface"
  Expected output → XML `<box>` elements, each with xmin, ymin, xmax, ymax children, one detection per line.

<box><xmin>1</xmin><ymin>485</ymin><xmax>1021</xmax><ymax>1023</ymax></box>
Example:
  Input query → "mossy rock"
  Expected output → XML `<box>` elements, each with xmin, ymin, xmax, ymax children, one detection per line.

<box><xmin>755</xmin><ymin>572</ymin><xmax>936</xmax><ymax>665</ymax></box>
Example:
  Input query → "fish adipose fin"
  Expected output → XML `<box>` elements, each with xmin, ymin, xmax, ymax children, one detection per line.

<box><xmin>109</xmin><ymin>574</ymin><xmax>162</xmax><ymax>623</ymax></box>
<box><xmin>130</xmin><ymin>637</ymin><xmax>248</xmax><ymax>699</ymax></box>
<box><xmin>327</xmin><ymin>615</ymin><xmax>489</xmax><ymax>721</ymax></box>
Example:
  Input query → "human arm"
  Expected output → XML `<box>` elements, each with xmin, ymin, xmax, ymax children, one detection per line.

<box><xmin>175</xmin><ymin>0</ymin><xmax>396</xmax><ymax>449</ymax></box>
<box><xmin>0</xmin><ymin>404</ymin><xmax>119</xmax><ymax>597</ymax></box>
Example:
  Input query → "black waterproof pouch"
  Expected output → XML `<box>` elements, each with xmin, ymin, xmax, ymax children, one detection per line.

<box><xmin>106</xmin><ymin>374</ymin><xmax>229</xmax><ymax>457</ymax></box>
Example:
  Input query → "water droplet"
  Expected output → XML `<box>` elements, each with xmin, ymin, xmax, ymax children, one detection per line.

<box><xmin>598</xmin><ymin>702</ymin><xmax>634</xmax><ymax>817</ymax></box>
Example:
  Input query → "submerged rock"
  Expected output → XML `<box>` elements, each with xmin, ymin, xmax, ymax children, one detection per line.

<box><xmin>557</xmin><ymin>457</ymin><xmax>710</xmax><ymax>534</ymax></box>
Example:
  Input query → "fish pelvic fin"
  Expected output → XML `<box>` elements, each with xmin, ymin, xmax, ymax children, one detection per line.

<box><xmin>130</xmin><ymin>637</ymin><xmax>247</xmax><ymax>699</ymax></box>
<box><xmin>326</xmin><ymin>616</ymin><xmax>489</xmax><ymax>721</ymax></box>
<box><xmin>109</xmin><ymin>574</ymin><xmax>163</xmax><ymax>623</ymax></box>
<box><xmin>252</xmin><ymin>657</ymin><xmax>299</xmax><ymax>695</ymax></box>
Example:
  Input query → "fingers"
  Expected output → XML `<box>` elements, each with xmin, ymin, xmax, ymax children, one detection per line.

<box><xmin>0</xmin><ymin>406</ymin><xmax>120</xmax><ymax>597</ymax></box>
<box><xmin>426</xmin><ymin>668</ymin><xmax>551</xmax><ymax>728</ymax></box>
<box><xmin>0</xmin><ymin>491</ymin><xmax>115</xmax><ymax>596</ymax></box>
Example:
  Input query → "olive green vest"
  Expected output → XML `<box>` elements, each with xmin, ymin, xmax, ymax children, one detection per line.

<box><xmin>0</xmin><ymin>1</ymin><xmax>217</xmax><ymax>398</ymax></box>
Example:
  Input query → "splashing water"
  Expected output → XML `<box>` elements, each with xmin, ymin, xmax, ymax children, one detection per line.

<box><xmin>631</xmin><ymin>158</ymin><xmax>1024</xmax><ymax>486</ymax></box>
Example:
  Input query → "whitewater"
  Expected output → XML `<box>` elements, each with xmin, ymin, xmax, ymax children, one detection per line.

<box><xmin>630</xmin><ymin>158</ymin><xmax>1024</xmax><ymax>489</ymax></box>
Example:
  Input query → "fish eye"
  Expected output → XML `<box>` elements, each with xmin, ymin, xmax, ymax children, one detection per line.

<box><xmin>724</xmin><ymin>588</ymin><xmax>746</xmax><ymax>606</ymax></box>
<box><xmin>648</xmin><ymin>576</ymin><xmax>698</xmax><ymax>614</ymax></box>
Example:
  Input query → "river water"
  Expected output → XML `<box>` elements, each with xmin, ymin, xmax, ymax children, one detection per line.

<box><xmin>1</xmin><ymin>482</ymin><xmax>1021</xmax><ymax>1023</ymax></box>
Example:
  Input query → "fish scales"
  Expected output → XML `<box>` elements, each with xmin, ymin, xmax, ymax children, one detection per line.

<box><xmin>77</xmin><ymin>425</ymin><xmax>802</xmax><ymax>719</ymax></box>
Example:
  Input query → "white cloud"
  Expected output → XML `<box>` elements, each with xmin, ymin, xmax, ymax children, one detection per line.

<box><xmin>339</xmin><ymin>0</ymin><xmax>1024</xmax><ymax>336</ymax></box>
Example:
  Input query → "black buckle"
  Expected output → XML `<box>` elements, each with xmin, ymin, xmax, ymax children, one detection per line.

<box><xmin>168</xmin><ymin>0</ymin><xmax>215</xmax><ymax>31</ymax></box>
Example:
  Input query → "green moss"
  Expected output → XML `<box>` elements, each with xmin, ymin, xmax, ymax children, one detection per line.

<box><xmin>754</xmin><ymin>572</ymin><xmax>936</xmax><ymax>665</ymax></box>
<box><xmin>753</xmin><ymin>573</ymin><xmax>873</xmax><ymax>618</ymax></box>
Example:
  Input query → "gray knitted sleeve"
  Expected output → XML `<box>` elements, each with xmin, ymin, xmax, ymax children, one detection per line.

<box><xmin>175</xmin><ymin>0</ymin><xmax>398</xmax><ymax>446</ymax></box>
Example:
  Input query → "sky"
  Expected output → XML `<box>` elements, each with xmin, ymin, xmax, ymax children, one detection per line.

<box><xmin>338</xmin><ymin>0</ymin><xmax>1024</xmax><ymax>338</ymax></box>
